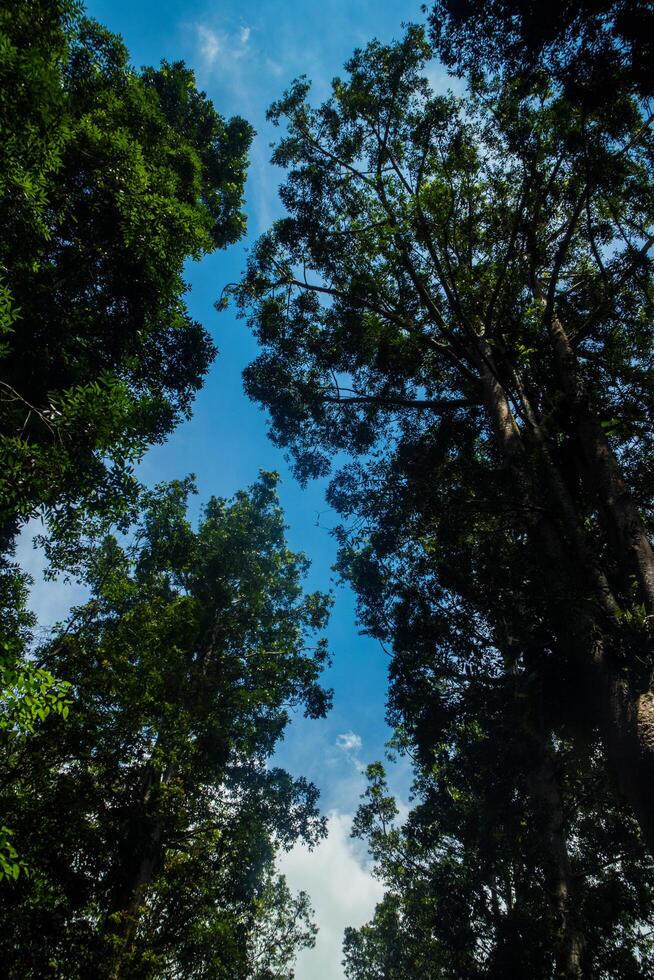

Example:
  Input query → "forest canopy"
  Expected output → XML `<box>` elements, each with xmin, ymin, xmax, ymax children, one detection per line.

<box><xmin>0</xmin><ymin>5</ymin><xmax>330</xmax><ymax>976</ymax></box>
<box><xmin>2</xmin><ymin>0</ymin><xmax>654</xmax><ymax>977</ymax></box>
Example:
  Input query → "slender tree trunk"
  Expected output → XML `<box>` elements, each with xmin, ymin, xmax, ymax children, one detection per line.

<box><xmin>527</xmin><ymin>748</ymin><xmax>585</xmax><ymax>980</ymax></box>
<box><xmin>479</xmin><ymin>358</ymin><xmax>525</xmax><ymax>466</ymax></box>
<box><xmin>106</xmin><ymin>833</ymin><xmax>163</xmax><ymax>980</ymax></box>
<box><xmin>103</xmin><ymin>759</ymin><xmax>176</xmax><ymax>979</ymax></box>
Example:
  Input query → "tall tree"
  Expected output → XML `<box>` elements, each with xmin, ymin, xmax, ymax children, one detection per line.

<box><xmin>0</xmin><ymin>0</ymin><xmax>252</xmax><ymax>541</ymax></box>
<box><xmin>0</xmin><ymin>474</ymin><xmax>330</xmax><ymax>978</ymax></box>
<box><xmin>235</xmin><ymin>25</ymin><xmax>654</xmax><ymax>849</ymax></box>
<box><xmin>343</xmin><ymin>738</ymin><xmax>654</xmax><ymax>979</ymax></box>
<box><xmin>334</xmin><ymin>444</ymin><xmax>654</xmax><ymax>978</ymax></box>
<box><xmin>0</xmin><ymin>0</ymin><xmax>252</xmax><ymax>837</ymax></box>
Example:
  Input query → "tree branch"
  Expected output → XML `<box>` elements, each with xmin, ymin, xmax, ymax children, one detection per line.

<box><xmin>321</xmin><ymin>392</ymin><xmax>479</xmax><ymax>411</ymax></box>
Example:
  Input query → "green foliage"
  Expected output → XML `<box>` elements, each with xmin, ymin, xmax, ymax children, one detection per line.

<box><xmin>0</xmin><ymin>0</ymin><xmax>252</xmax><ymax>900</ymax></box>
<box><xmin>0</xmin><ymin>662</ymin><xmax>71</xmax><ymax>734</ymax></box>
<box><xmin>0</xmin><ymin>826</ymin><xmax>27</xmax><ymax>883</ymax></box>
<box><xmin>0</xmin><ymin>474</ymin><xmax>330</xmax><ymax>978</ymax></box>
<box><xmin>235</xmin><ymin>14</ymin><xmax>654</xmax><ymax>974</ymax></box>
<box><xmin>0</xmin><ymin>0</ymin><xmax>253</xmax><ymax>540</ymax></box>
<box><xmin>0</xmin><ymin>555</ymin><xmax>73</xmax><ymax>730</ymax></box>
<box><xmin>0</xmin><ymin>556</ymin><xmax>74</xmax><ymax>881</ymax></box>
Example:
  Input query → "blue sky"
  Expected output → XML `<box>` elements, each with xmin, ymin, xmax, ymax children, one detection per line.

<box><xmin>25</xmin><ymin>2</ymin><xmax>452</xmax><ymax>974</ymax></box>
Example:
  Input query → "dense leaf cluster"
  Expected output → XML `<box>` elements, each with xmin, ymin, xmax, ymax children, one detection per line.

<box><xmin>0</xmin><ymin>0</ymin><xmax>252</xmax><ymax>539</ymax></box>
<box><xmin>0</xmin><ymin>474</ymin><xmax>330</xmax><ymax>978</ymax></box>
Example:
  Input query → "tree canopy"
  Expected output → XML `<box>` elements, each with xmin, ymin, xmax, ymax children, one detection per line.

<box><xmin>0</xmin><ymin>0</ymin><xmax>252</xmax><ymax>540</ymax></box>
<box><xmin>234</xmin><ymin>17</ymin><xmax>654</xmax><ymax>974</ymax></box>
<box><xmin>0</xmin><ymin>473</ymin><xmax>330</xmax><ymax>978</ymax></box>
<box><xmin>236</xmin><ymin>18</ymin><xmax>654</xmax><ymax>842</ymax></box>
<box><xmin>2</xmin><ymin>0</ymin><xmax>654</xmax><ymax>975</ymax></box>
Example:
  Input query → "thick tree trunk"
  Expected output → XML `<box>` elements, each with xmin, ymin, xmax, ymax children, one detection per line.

<box><xmin>588</xmin><ymin>644</ymin><xmax>654</xmax><ymax>856</ymax></box>
<box><xmin>544</xmin><ymin>312</ymin><xmax>654</xmax><ymax>849</ymax></box>
<box><xmin>548</xmin><ymin>311</ymin><xmax>654</xmax><ymax>610</ymax></box>
<box><xmin>479</xmin><ymin>359</ymin><xmax>654</xmax><ymax>853</ymax></box>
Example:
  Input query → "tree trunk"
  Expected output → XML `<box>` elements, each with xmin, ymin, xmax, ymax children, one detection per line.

<box><xmin>544</xmin><ymin>312</ymin><xmax>654</xmax><ymax>850</ymax></box>
<box><xmin>548</xmin><ymin>310</ymin><xmax>654</xmax><ymax>610</ymax></box>
<box><xmin>588</xmin><ymin>643</ymin><xmax>654</xmax><ymax>856</ymax></box>
<box><xmin>103</xmin><ymin>759</ymin><xmax>176</xmax><ymax>979</ymax></box>
<box><xmin>527</xmin><ymin>748</ymin><xmax>585</xmax><ymax>980</ymax></box>
<box><xmin>479</xmin><ymin>359</ymin><xmax>654</xmax><ymax>853</ymax></box>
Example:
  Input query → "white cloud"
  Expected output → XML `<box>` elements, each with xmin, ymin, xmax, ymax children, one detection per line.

<box><xmin>335</xmin><ymin>730</ymin><xmax>366</xmax><ymax>777</ymax></box>
<box><xmin>239</xmin><ymin>26</ymin><xmax>251</xmax><ymax>45</ymax></box>
<box><xmin>336</xmin><ymin>731</ymin><xmax>362</xmax><ymax>755</ymax></box>
<box><xmin>279</xmin><ymin>810</ymin><xmax>384</xmax><ymax>980</ymax></box>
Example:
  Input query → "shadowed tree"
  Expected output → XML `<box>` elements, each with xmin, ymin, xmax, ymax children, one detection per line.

<box><xmin>428</xmin><ymin>0</ymin><xmax>654</xmax><ymax>103</ymax></box>
<box><xmin>234</xmin><ymin>24</ymin><xmax>654</xmax><ymax>853</ymax></box>
<box><xmin>332</xmin><ymin>447</ymin><xmax>654</xmax><ymax>977</ymax></box>
<box><xmin>233</xmin><ymin>19</ymin><xmax>654</xmax><ymax>868</ymax></box>
<box><xmin>343</xmin><ymin>738</ymin><xmax>654</xmax><ymax>980</ymax></box>
<box><xmin>0</xmin><ymin>474</ymin><xmax>330</xmax><ymax>978</ymax></box>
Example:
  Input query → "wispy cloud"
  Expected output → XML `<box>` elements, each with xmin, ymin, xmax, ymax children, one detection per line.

<box><xmin>192</xmin><ymin>21</ymin><xmax>252</xmax><ymax>76</ymax></box>
<box><xmin>336</xmin><ymin>730</ymin><xmax>366</xmax><ymax>776</ymax></box>
<box><xmin>196</xmin><ymin>24</ymin><xmax>221</xmax><ymax>70</ymax></box>
<box><xmin>279</xmin><ymin>810</ymin><xmax>384</xmax><ymax>980</ymax></box>
<box><xmin>265</xmin><ymin>56</ymin><xmax>284</xmax><ymax>77</ymax></box>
